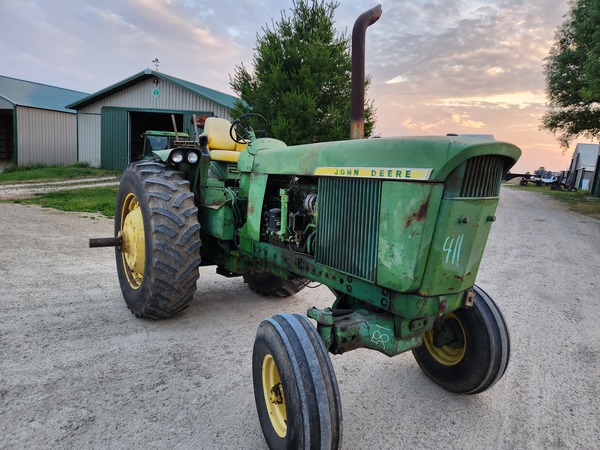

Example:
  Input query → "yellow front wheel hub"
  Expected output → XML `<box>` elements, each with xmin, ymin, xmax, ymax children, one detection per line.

<box><xmin>423</xmin><ymin>313</ymin><xmax>466</xmax><ymax>366</ymax></box>
<box><xmin>120</xmin><ymin>193</ymin><xmax>145</xmax><ymax>289</ymax></box>
<box><xmin>262</xmin><ymin>354</ymin><xmax>287</xmax><ymax>438</ymax></box>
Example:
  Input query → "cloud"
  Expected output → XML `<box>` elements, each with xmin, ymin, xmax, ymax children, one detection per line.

<box><xmin>432</xmin><ymin>91</ymin><xmax>547</xmax><ymax>109</ymax></box>
<box><xmin>401</xmin><ymin>111</ymin><xmax>486</xmax><ymax>132</ymax></box>
<box><xmin>486</xmin><ymin>67</ymin><xmax>506</xmax><ymax>76</ymax></box>
<box><xmin>451</xmin><ymin>114</ymin><xmax>486</xmax><ymax>128</ymax></box>
<box><xmin>385</xmin><ymin>75</ymin><xmax>408</xmax><ymax>84</ymax></box>
<box><xmin>0</xmin><ymin>0</ymin><xmax>256</xmax><ymax>93</ymax></box>
<box><xmin>368</xmin><ymin>0</ymin><xmax>563</xmax><ymax>100</ymax></box>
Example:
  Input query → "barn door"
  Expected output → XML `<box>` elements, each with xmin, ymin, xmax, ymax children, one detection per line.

<box><xmin>101</xmin><ymin>108</ymin><xmax>129</xmax><ymax>171</ymax></box>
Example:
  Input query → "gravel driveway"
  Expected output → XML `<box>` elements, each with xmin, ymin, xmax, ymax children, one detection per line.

<box><xmin>1</xmin><ymin>187</ymin><xmax>599</xmax><ymax>449</ymax></box>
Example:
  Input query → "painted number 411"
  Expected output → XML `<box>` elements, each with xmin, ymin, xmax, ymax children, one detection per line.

<box><xmin>443</xmin><ymin>234</ymin><xmax>464</xmax><ymax>267</ymax></box>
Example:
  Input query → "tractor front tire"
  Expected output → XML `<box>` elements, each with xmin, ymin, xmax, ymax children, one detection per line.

<box><xmin>243</xmin><ymin>273</ymin><xmax>308</xmax><ymax>298</ymax></box>
<box><xmin>253</xmin><ymin>314</ymin><xmax>342</xmax><ymax>449</ymax></box>
<box><xmin>115</xmin><ymin>161</ymin><xmax>201</xmax><ymax>319</ymax></box>
<box><xmin>412</xmin><ymin>285</ymin><xmax>510</xmax><ymax>394</ymax></box>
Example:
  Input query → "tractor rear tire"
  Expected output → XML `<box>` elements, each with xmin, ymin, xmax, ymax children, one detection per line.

<box><xmin>253</xmin><ymin>313</ymin><xmax>342</xmax><ymax>449</ymax></box>
<box><xmin>115</xmin><ymin>160</ymin><xmax>201</xmax><ymax>319</ymax></box>
<box><xmin>243</xmin><ymin>273</ymin><xmax>308</xmax><ymax>298</ymax></box>
<box><xmin>412</xmin><ymin>285</ymin><xmax>510</xmax><ymax>394</ymax></box>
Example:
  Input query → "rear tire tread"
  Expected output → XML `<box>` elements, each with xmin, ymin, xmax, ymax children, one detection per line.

<box><xmin>115</xmin><ymin>161</ymin><xmax>201</xmax><ymax>319</ymax></box>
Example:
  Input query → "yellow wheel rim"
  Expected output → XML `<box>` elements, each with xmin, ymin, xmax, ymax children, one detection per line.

<box><xmin>120</xmin><ymin>193</ymin><xmax>145</xmax><ymax>289</ymax></box>
<box><xmin>262</xmin><ymin>354</ymin><xmax>287</xmax><ymax>438</ymax></box>
<box><xmin>423</xmin><ymin>313</ymin><xmax>466</xmax><ymax>366</ymax></box>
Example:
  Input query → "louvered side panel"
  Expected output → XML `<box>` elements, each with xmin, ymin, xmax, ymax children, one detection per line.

<box><xmin>316</xmin><ymin>178</ymin><xmax>381</xmax><ymax>282</ymax></box>
<box><xmin>460</xmin><ymin>155</ymin><xmax>504</xmax><ymax>198</ymax></box>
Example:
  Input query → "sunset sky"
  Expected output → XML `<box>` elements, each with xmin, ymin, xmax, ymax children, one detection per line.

<box><xmin>0</xmin><ymin>0</ymin><xmax>578</xmax><ymax>173</ymax></box>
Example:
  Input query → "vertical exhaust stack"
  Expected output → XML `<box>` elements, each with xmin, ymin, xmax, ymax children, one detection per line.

<box><xmin>351</xmin><ymin>5</ymin><xmax>382</xmax><ymax>140</ymax></box>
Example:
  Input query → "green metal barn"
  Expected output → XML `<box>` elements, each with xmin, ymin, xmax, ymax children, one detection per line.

<box><xmin>67</xmin><ymin>69</ymin><xmax>238</xmax><ymax>171</ymax></box>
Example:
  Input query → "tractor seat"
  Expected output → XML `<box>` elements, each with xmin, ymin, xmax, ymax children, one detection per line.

<box><xmin>202</xmin><ymin>117</ymin><xmax>247</xmax><ymax>163</ymax></box>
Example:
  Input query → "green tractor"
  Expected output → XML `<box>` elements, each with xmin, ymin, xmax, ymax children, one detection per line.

<box><xmin>141</xmin><ymin>130</ymin><xmax>191</xmax><ymax>159</ymax></box>
<box><xmin>91</xmin><ymin>6</ymin><xmax>520</xmax><ymax>449</ymax></box>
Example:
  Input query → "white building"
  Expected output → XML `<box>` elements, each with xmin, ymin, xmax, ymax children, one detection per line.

<box><xmin>568</xmin><ymin>143</ymin><xmax>599</xmax><ymax>191</ymax></box>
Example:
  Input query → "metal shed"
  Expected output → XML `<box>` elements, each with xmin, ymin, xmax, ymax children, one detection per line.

<box><xmin>567</xmin><ymin>143</ymin><xmax>599</xmax><ymax>191</ymax></box>
<box><xmin>67</xmin><ymin>69</ymin><xmax>238</xmax><ymax>171</ymax></box>
<box><xmin>0</xmin><ymin>75</ymin><xmax>88</xmax><ymax>170</ymax></box>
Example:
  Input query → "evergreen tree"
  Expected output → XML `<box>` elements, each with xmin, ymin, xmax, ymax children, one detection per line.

<box><xmin>541</xmin><ymin>0</ymin><xmax>600</xmax><ymax>148</ymax></box>
<box><xmin>229</xmin><ymin>0</ymin><xmax>376</xmax><ymax>145</ymax></box>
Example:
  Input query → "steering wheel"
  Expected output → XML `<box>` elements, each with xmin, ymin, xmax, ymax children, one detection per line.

<box><xmin>229</xmin><ymin>113</ymin><xmax>267</xmax><ymax>144</ymax></box>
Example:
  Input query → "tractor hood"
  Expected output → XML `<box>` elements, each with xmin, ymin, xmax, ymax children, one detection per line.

<box><xmin>246</xmin><ymin>136</ymin><xmax>521</xmax><ymax>182</ymax></box>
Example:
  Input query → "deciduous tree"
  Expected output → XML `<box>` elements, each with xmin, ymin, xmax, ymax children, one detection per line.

<box><xmin>541</xmin><ymin>0</ymin><xmax>600</xmax><ymax>148</ymax></box>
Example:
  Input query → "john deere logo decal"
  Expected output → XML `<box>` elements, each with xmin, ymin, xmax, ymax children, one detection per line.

<box><xmin>314</xmin><ymin>167</ymin><xmax>432</xmax><ymax>180</ymax></box>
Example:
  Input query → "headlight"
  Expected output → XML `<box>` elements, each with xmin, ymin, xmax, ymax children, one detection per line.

<box><xmin>187</xmin><ymin>152</ymin><xmax>199</xmax><ymax>164</ymax></box>
<box><xmin>171</xmin><ymin>151</ymin><xmax>183</xmax><ymax>163</ymax></box>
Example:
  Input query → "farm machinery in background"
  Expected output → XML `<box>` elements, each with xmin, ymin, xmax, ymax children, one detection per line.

<box><xmin>519</xmin><ymin>173</ymin><xmax>559</xmax><ymax>187</ymax></box>
<box><xmin>504</xmin><ymin>170</ymin><xmax>572</xmax><ymax>189</ymax></box>
<box><xmin>90</xmin><ymin>6</ymin><xmax>520</xmax><ymax>448</ymax></box>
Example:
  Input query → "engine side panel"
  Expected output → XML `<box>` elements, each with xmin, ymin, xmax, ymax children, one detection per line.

<box><xmin>377</xmin><ymin>182</ymin><xmax>443</xmax><ymax>292</ymax></box>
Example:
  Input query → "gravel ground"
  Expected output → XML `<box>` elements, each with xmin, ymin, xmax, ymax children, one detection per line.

<box><xmin>0</xmin><ymin>187</ymin><xmax>599</xmax><ymax>449</ymax></box>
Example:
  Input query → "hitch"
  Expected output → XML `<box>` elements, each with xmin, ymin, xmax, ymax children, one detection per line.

<box><xmin>89</xmin><ymin>236</ymin><xmax>122</xmax><ymax>248</ymax></box>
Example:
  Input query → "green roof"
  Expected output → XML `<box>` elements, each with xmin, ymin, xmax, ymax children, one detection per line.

<box><xmin>67</xmin><ymin>69</ymin><xmax>238</xmax><ymax>110</ymax></box>
<box><xmin>0</xmin><ymin>75</ymin><xmax>89</xmax><ymax>113</ymax></box>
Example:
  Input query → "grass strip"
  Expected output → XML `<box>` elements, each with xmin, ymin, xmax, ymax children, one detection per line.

<box><xmin>0</xmin><ymin>163</ymin><xmax>119</xmax><ymax>184</ymax></box>
<box><xmin>14</xmin><ymin>186</ymin><xmax>118</xmax><ymax>217</ymax></box>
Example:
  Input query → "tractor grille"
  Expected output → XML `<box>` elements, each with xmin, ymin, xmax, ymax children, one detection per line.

<box><xmin>459</xmin><ymin>155</ymin><xmax>505</xmax><ymax>198</ymax></box>
<box><xmin>315</xmin><ymin>177</ymin><xmax>381</xmax><ymax>282</ymax></box>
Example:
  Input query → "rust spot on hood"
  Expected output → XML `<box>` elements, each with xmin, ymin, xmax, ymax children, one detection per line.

<box><xmin>406</xmin><ymin>196</ymin><xmax>430</xmax><ymax>228</ymax></box>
